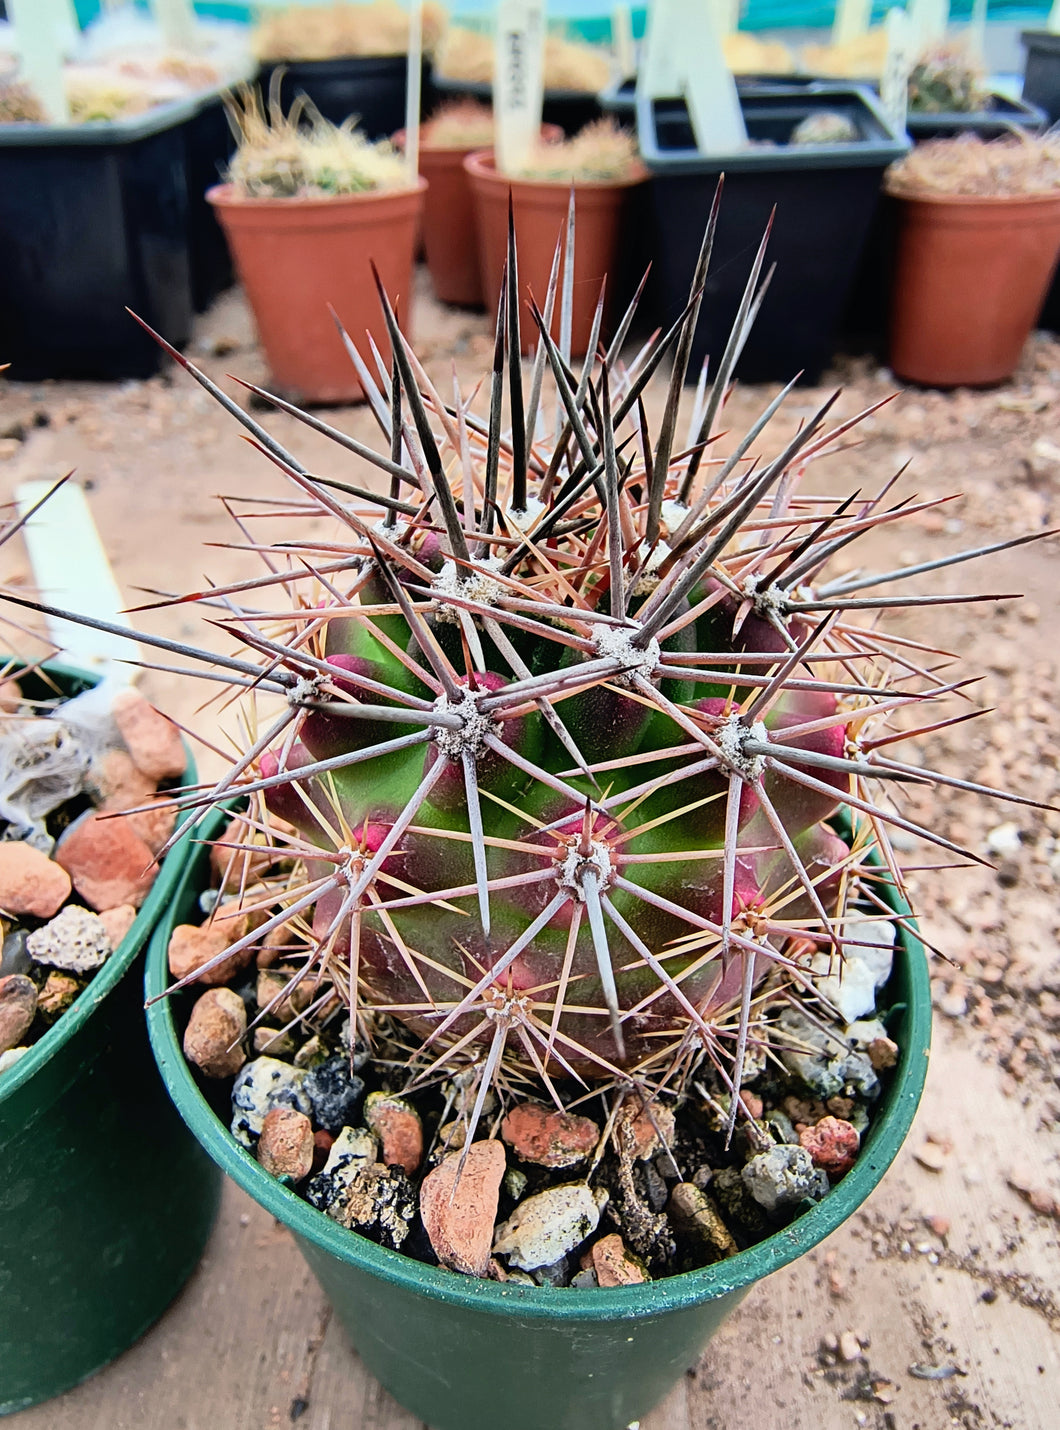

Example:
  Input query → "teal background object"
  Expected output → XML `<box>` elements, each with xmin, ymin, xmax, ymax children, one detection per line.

<box><xmin>0</xmin><ymin>664</ymin><xmax>222</xmax><ymax>1415</ymax></box>
<box><xmin>147</xmin><ymin>806</ymin><xmax>931</xmax><ymax>1430</ymax></box>
<box><xmin>65</xmin><ymin>3</ymin><xmax>1057</xmax><ymax>40</ymax></box>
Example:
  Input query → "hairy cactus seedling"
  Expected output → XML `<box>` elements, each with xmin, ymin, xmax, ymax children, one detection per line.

<box><xmin>419</xmin><ymin>100</ymin><xmax>496</xmax><ymax>151</ymax></box>
<box><xmin>6</xmin><ymin>190</ymin><xmax>1047</xmax><ymax>1144</ymax></box>
<box><xmin>512</xmin><ymin>119</ymin><xmax>639</xmax><ymax>183</ymax></box>
<box><xmin>790</xmin><ymin>112</ymin><xmax>859</xmax><ymax>146</ymax></box>
<box><xmin>224</xmin><ymin>81</ymin><xmax>411</xmax><ymax>198</ymax></box>
<box><xmin>908</xmin><ymin>43</ymin><xmax>985</xmax><ymax>115</ymax></box>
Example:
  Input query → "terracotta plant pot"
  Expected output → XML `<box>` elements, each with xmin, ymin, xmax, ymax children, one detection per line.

<box><xmin>208</xmin><ymin>180</ymin><xmax>427</xmax><ymax>405</ymax></box>
<box><xmin>394</xmin><ymin>127</ymin><xmax>563</xmax><ymax>309</ymax></box>
<box><xmin>888</xmin><ymin>188</ymin><xmax>1060</xmax><ymax>387</ymax></box>
<box><xmin>464</xmin><ymin>150</ymin><xmax>646</xmax><ymax>356</ymax></box>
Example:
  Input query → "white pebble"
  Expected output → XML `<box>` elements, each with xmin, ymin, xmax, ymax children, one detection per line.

<box><xmin>493</xmin><ymin>1183</ymin><xmax>608</xmax><ymax>1271</ymax></box>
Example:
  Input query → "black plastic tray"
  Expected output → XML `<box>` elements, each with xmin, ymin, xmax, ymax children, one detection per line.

<box><xmin>637</xmin><ymin>84</ymin><xmax>908</xmax><ymax>384</ymax></box>
<box><xmin>260</xmin><ymin>55</ymin><xmax>432</xmax><ymax>139</ymax></box>
<box><xmin>907</xmin><ymin>90</ymin><xmax>1045</xmax><ymax>142</ymax></box>
<box><xmin>1021</xmin><ymin>29</ymin><xmax>1060</xmax><ymax>126</ymax></box>
<box><xmin>599</xmin><ymin>74</ymin><xmax>817</xmax><ymax>121</ymax></box>
<box><xmin>184</xmin><ymin>90</ymin><xmax>238</xmax><ymax>312</ymax></box>
<box><xmin>0</xmin><ymin>98</ymin><xmax>198</xmax><ymax>381</ymax></box>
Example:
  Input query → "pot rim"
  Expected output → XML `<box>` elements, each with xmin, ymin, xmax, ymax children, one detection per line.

<box><xmin>463</xmin><ymin>147</ymin><xmax>649</xmax><ymax>192</ymax></box>
<box><xmin>884</xmin><ymin>181</ymin><xmax>1060</xmax><ymax>207</ymax></box>
<box><xmin>0</xmin><ymin>660</ymin><xmax>197</xmax><ymax>1107</ymax></box>
<box><xmin>146</xmin><ymin>807</ymin><xmax>930</xmax><ymax>1323</ymax></box>
<box><xmin>206</xmin><ymin>177</ymin><xmax>428</xmax><ymax>211</ymax></box>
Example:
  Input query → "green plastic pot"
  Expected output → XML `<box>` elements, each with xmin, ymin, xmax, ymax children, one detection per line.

<box><xmin>0</xmin><ymin>664</ymin><xmax>223</xmax><ymax>1415</ymax></box>
<box><xmin>146</xmin><ymin>807</ymin><xmax>931</xmax><ymax>1430</ymax></box>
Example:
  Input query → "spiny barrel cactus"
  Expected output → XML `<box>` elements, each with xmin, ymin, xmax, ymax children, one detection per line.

<box><xmin>5</xmin><ymin>191</ymin><xmax>1043</xmax><ymax>1137</ymax></box>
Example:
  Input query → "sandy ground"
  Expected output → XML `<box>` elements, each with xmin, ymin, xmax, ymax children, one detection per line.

<box><xmin>1</xmin><ymin>277</ymin><xmax>1058</xmax><ymax>1430</ymax></box>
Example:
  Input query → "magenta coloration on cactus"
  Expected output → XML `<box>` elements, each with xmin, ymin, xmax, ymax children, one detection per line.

<box><xmin>3</xmin><ymin>187</ymin><xmax>1048</xmax><ymax>1138</ymax></box>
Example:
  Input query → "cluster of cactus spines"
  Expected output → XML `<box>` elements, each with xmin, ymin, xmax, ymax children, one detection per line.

<box><xmin>5</xmin><ymin>187</ymin><xmax>1047</xmax><ymax>1145</ymax></box>
<box><xmin>907</xmin><ymin>42</ymin><xmax>985</xmax><ymax>115</ymax></box>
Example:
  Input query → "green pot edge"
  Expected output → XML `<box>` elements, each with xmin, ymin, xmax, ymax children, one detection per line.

<box><xmin>0</xmin><ymin>660</ymin><xmax>198</xmax><ymax>1107</ymax></box>
<box><xmin>146</xmin><ymin>802</ymin><xmax>931</xmax><ymax>1322</ymax></box>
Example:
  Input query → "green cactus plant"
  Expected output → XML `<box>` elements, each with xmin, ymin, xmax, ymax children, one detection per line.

<box><xmin>4</xmin><ymin>194</ymin><xmax>1044</xmax><ymax>1160</ymax></box>
<box><xmin>907</xmin><ymin>42</ymin><xmax>986</xmax><ymax>115</ymax></box>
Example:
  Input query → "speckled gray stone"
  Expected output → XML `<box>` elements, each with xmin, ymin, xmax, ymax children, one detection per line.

<box><xmin>230</xmin><ymin>1055</ymin><xmax>311</xmax><ymax>1148</ymax></box>
<box><xmin>742</xmin><ymin>1145</ymin><xmax>830</xmax><ymax>1213</ymax></box>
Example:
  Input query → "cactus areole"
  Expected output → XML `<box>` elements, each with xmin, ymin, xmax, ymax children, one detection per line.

<box><xmin>5</xmin><ymin>185</ymin><xmax>1041</xmax><ymax>1149</ymax></box>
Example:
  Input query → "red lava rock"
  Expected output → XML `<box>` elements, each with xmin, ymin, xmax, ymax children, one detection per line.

<box><xmin>312</xmin><ymin>1129</ymin><xmax>335</xmax><ymax>1175</ymax></box>
<box><xmin>89</xmin><ymin>748</ymin><xmax>157</xmax><ymax>809</ymax></box>
<box><xmin>257</xmin><ymin>1106</ymin><xmax>315</xmax><ymax>1181</ymax></box>
<box><xmin>183</xmin><ymin>987</ymin><xmax>246</xmax><ymax>1078</ymax></box>
<box><xmin>168</xmin><ymin>919</ymin><xmax>254</xmax><ymax>987</ymax></box>
<box><xmin>97</xmin><ymin>903</ymin><xmax>137</xmax><ymax>951</ymax></box>
<box><xmin>55</xmin><ymin>812</ymin><xmax>157</xmax><ymax>911</ymax></box>
<box><xmin>111</xmin><ymin>688</ymin><xmax>187</xmax><ymax>782</ymax></box>
<box><xmin>0</xmin><ymin>974</ymin><xmax>38</xmax><ymax>1053</ymax></box>
<box><xmin>364</xmin><ymin>1091</ymin><xmax>424</xmax><ymax>1175</ymax></box>
<box><xmin>419</xmin><ymin>1140</ymin><xmax>506</xmax><ymax>1276</ymax></box>
<box><xmin>925</xmin><ymin>1214</ymin><xmax>951</xmax><ymax>1238</ymax></box>
<box><xmin>121</xmin><ymin>798</ymin><xmax>177</xmax><ymax>857</ymax></box>
<box><xmin>615</xmin><ymin>1099</ymin><xmax>676</xmax><ymax>1160</ymax></box>
<box><xmin>742</xmin><ymin>1091</ymin><xmax>764</xmax><ymax>1121</ymax></box>
<box><xmin>590</xmin><ymin>1233</ymin><xmax>649</xmax><ymax>1287</ymax></box>
<box><xmin>0</xmin><ymin>842</ymin><xmax>71</xmax><ymax>919</ymax></box>
<box><xmin>501</xmin><ymin>1100</ymin><xmax>599</xmax><ymax>1168</ymax></box>
<box><xmin>800</xmin><ymin>1116</ymin><xmax>860</xmax><ymax>1176</ymax></box>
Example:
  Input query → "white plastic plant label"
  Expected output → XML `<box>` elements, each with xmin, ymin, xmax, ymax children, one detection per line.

<box><xmin>881</xmin><ymin>6</ymin><xmax>913</xmax><ymax>136</ymax></box>
<box><xmin>405</xmin><ymin>0</ymin><xmax>424</xmax><ymax>182</ymax></box>
<box><xmin>967</xmin><ymin>0</ymin><xmax>987</xmax><ymax>61</ymax></box>
<box><xmin>908</xmin><ymin>0</ymin><xmax>949</xmax><ymax>49</ymax></box>
<box><xmin>149</xmin><ymin>0</ymin><xmax>198</xmax><ymax>51</ymax></box>
<box><xmin>8</xmin><ymin>0</ymin><xmax>70</xmax><ymax>122</ymax></box>
<box><xmin>612</xmin><ymin>4</ymin><xmax>635</xmax><ymax>80</ymax></box>
<box><xmin>833</xmin><ymin>0</ymin><xmax>871</xmax><ymax>47</ymax></box>
<box><xmin>494</xmin><ymin>0</ymin><xmax>546</xmax><ymax>177</ymax></box>
<box><xmin>708</xmin><ymin>0</ymin><xmax>740</xmax><ymax>36</ymax></box>
<box><xmin>638</xmin><ymin>0</ymin><xmax>746</xmax><ymax>155</ymax></box>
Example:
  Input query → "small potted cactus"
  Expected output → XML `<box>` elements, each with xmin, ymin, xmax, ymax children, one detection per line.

<box><xmin>255</xmin><ymin>0</ymin><xmax>446</xmax><ymax>139</ymax></box>
<box><xmin>906</xmin><ymin>42</ymin><xmax>1045</xmax><ymax>143</ymax></box>
<box><xmin>465</xmin><ymin>117</ymin><xmax>646</xmax><ymax>356</ymax></box>
<box><xmin>208</xmin><ymin>83</ymin><xmax>425</xmax><ymax>404</ymax></box>
<box><xmin>394</xmin><ymin>101</ymin><xmax>562</xmax><ymax>309</ymax></box>
<box><xmin>0</xmin><ymin>654</ymin><xmax>218</xmax><ymax>1413</ymax></box>
<box><xmin>16</xmin><ymin>196</ymin><xmax>1045</xmax><ymax>1429</ymax></box>
<box><xmin>637</xmin><ymin>83</ymin><xmax>908</xmax><ymax>382</ymax></box>
<box><xmin>885</xmin><ymin>133</ymin><xmax>1060</xmax><ymax>386</ymax></box>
